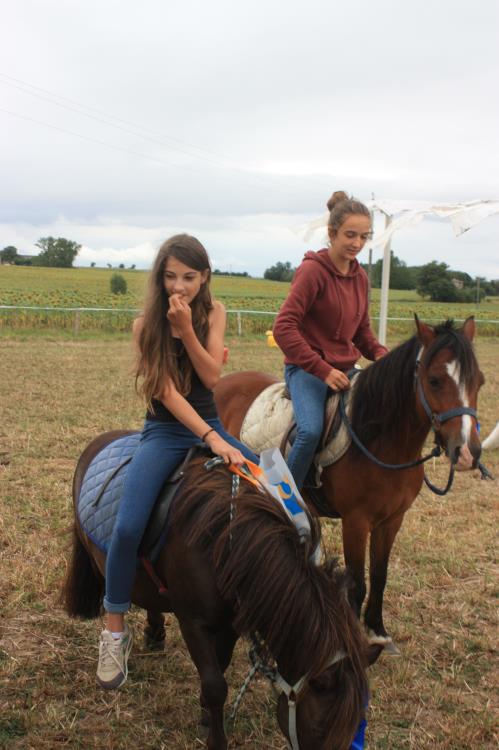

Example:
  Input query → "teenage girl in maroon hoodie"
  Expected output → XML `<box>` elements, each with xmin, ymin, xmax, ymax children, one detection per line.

<box><xmin>273</xmin><ymin>191</ymin><xmax>388</xmax><ymax>490</ymax></box>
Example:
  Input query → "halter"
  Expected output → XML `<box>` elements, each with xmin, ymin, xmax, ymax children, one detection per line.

<box><xmin>274</xmin><ymin>648</ymin><xmax>347</xmax><ymax>750</ymax></box>
<box><xmin>338</xmin><ymin>350</ymin><xmax>484</xmax><ymax>496</ymax></box>
<box><xmin>231</xmin><ymin>633</ymin><xmax>346</xmax><ymax>750</ymax></box>
<box><xmin>415</xmin><ymin>353</ymin><xmax>482</xmax><ymax>494</ymax></box>
<box><xmin>415</xmin><ymin>366</ymin><xmax>477</xmax><ymax>430</ymax></box>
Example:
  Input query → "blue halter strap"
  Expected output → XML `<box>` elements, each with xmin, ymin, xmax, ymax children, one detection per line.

<box><xmin>416</xmin><ymin>377</ymin><xmax>477</xmax><ymax>431</ymax></box>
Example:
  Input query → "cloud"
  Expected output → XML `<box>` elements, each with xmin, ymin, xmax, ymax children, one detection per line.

<box><xmin>2</xmin><ymin>210</ymin><xmax>498</xmax><ymax>280</ymax></box>
<box><xmin>1</xmin><ymin>1</ymin><xmax>498</xmax><ymax>279</ymax></box>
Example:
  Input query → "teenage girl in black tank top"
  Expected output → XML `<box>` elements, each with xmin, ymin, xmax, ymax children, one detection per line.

<box><xmin>95</xmin><ymin>234</ymin><xmax>258</xmax><ymax>691</ymax></box>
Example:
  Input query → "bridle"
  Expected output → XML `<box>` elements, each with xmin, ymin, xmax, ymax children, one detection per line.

<box><xmin>274</xmin><ymin>648</ymin><xmax>347</xmax><ymax>750</ymax></box>
<box><xmin>415</xmin><ymin>352</ymin><xmax>479</xmax><ymax>494</ymax></box>
<box><xmin>338</xmin><ymin>350</ymin><xmax>485</xmax><ymax>495</ymax></box>
<box><xmin>231</xmin><ymin>633</ymin><xmax>346</xmax><ymax>750</ymax></box>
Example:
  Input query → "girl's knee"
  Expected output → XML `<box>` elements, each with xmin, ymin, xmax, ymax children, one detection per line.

<box><xmin>113</xmin><ymin>519</ymin><xmax>143</xmax><ymax>551</ymax></box>
<box><xmin>297</xmin><ymin>423</ymin><xmax>323</xmax><ymax>444</ymax></box>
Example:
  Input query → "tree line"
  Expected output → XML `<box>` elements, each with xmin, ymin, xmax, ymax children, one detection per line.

<box><xmin>1</xmin><ymin>238</ymin><xmax>80</xmax><ymax>268</ymax></box>
<box><xmin>2</xmin><ymin>240</ymin><xmax>498</xmax><ymax>302</ymax></box>
<box><xmin>264</xmin><ymin>254</ymin><xmax>499</xmax><ymax>301</ymax></box>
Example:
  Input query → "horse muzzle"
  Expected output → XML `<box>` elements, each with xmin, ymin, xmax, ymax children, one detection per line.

<box><xmin>447</xmin><ymin>436</ymin><xmax>482</xmax><ymax>471</ymax></box>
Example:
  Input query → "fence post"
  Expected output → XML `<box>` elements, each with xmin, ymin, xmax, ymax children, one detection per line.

<box><xmin>237</xmin><ymin>312</ymin><xmax>242</xmax><ymax>336</ymax></box>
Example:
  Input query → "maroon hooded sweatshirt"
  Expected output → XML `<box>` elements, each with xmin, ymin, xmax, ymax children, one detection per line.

<box><xmin>273</xmin><ymin>249</ymin><xmax>387</xmax><ymax>381</ymax></box>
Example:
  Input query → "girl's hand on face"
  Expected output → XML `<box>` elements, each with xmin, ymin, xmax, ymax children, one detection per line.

<box><xmin>167</xmin><ymin>293</ymin><xmax>192</xmax><ymax>335</ymax></box>
<box><xmin>205</xmin><ymin>432</ymin><xmax>245</xmax><ymax>466</ymax></box>
<box><xmin>325</xmin><ymin>368</ymin><xmax>350</xmax><ymax>391</ymax></box>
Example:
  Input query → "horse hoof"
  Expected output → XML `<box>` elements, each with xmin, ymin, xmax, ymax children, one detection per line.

<box><xmin>366</xmin><ymin>629</ymin><xmax>401</xmax><ymax>655</ymax></box>
<box><xmin>383</xmin><ymin>639</ymin><xmax>401</xmax><ymax>656</ymax></box>
<box><xmin>366</xmin><ymin>628</ymin><xmax>392</xmax><ymax>646</ymax></box>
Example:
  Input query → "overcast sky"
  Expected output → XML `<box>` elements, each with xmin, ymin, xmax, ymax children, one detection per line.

<box><xmin>2</xmin><ymin>0</ymin><xmax>498</xmax><ymax>278</ymax></box>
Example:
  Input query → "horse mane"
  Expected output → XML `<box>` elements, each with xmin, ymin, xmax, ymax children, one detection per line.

<box><xmin>351</xmin><ymin>319</ymin><xmax>478</xmax><ymax>446</ymax></box>
<box><xmin>171</xmin><ymin>458</ymin><xmax>367</xmax><ymax>689</ymax></box>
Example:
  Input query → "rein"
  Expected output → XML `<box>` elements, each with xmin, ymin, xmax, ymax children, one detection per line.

<box><xmin>338</xmin><ymin>355</ymin><xmax>479</xmax><ymax>496</ymax></box>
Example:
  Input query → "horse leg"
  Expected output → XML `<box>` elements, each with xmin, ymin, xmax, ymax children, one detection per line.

<box><xmin>342</xmin><ymin>518</ymin><xmax>370</xmax><ymax>618</ymax></box>
<box><xmin>178</xmin><ymin>619</ymin><xmax>230</xmax><ymax>750</ymax></box>
<box><xmin>200</xmin><ymin>625</ymin><xmax>238</xmax><ymax>734</ymax></box>
<box><xmin>144</xmin><ymin>610</ymin><xmax>166</xmax><ymax>651</ymax></box>
<box><xmin>364</xmin><ymin>512</ymin><xmax>405</xmax><ymax>652</ymax></box>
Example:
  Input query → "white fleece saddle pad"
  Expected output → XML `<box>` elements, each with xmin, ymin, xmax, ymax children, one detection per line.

<box><xmin>240</xmin><ymin>376</ymin><xmax>359</xmax><ymax>473</ymax></box>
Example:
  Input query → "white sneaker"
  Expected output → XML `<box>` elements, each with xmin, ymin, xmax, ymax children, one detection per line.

<box><xmin>96</xmin><ymin>626</ymin><xmax>133</xmax><ymax>689</ymax></box>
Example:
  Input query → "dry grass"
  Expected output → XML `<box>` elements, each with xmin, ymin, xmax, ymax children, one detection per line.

<box><xmin>0</xmin><ymin>334</ymin><xmax>497</xmax><ymax>749</ymax></box>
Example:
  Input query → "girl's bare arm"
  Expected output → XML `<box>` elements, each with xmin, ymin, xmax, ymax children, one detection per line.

<box><xmin>158</xmin><ymin>379</ymin><xmax>244</xmax><ymax>465</ymax></box>
<box><xmin>169</xmin><ymin>298</ymin><xmax>226</xmax><ymax>389</ymax></box>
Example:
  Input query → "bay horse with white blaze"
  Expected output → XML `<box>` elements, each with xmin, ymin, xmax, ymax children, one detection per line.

<box><xmin>63</xmin><ymin>447</ymin><xmax>370</xmax><ymax>750</ymax></box>
<box><xmin>214</xmin><ymin>317</ymin><xmax>484</xmax><ymax>649</ymax></box>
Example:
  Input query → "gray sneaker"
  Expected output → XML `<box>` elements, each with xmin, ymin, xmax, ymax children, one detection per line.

<box><xmin>96</xmin><ymin>626</ymin><xmax>133</xmax><ymax>689</ymax></box>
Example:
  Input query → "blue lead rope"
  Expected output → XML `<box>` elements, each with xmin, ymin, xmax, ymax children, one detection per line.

<box><xmin>351</xmin><ymin>717</ymin><xmax>367</xmax><ymax>749</ymax></box>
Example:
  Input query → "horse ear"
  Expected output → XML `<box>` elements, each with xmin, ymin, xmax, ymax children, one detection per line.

<box><xmin>462</xmin><ymin>316</ymin><xmax>475</xmax><ymax>342</ymax></box>
<box><xmin>414</xmin><ymin>314</ymin><xmax>436</xmax><ymax>347</ymax></box>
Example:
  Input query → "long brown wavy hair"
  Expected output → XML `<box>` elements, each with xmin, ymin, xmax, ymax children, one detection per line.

<box><xmin>135</xmin><ymin>234</ymin><xmax>213</xmax><ymax>409</ymax></box>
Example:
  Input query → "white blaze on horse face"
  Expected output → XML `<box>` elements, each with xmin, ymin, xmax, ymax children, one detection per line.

<box><xmin>446</xmin><ymin>359</ymin><xmax>472</xmax><ymax>444</ymax></box>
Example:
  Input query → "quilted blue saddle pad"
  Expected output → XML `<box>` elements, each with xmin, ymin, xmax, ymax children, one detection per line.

<box><xmin>77</xmin><ymin>433</ymin><xmax>140</xmax><ymax>553</ymax></box>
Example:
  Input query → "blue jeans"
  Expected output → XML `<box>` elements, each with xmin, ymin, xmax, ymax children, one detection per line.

<box><xmin>104</xmin><ymin>418</ymin><xmax>258</xmax><ymax>613</ymax></box>
<box><xmin>284</xmin><ymin>364</ymin><xmax>329</xmax><ymax>490</ymax></box>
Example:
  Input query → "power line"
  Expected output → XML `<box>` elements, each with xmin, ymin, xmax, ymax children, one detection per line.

<box><xmin>0</xmin><ymin>71</ymin><xmax>311</xmax><ymax>201</ymax></box>
<box><xmin>0</xmin><ymin>106</ymin><xmax>213</xmax><ymax>176</ymax></box>
<box><xmin>0</xmin><ymin>73</ymin><xmax>243</xmax><ymax>172</ymax></box>
<box><xmin>0</xmin><ymin>72</ymin><xmax>268</xmax><ymax>176</ymax></box>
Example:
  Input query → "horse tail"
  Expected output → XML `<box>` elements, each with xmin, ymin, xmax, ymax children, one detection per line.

<box><xmin>62</xmin><ymin>524</ymin><xmax>104</xmax><ymax>618</ymax></box>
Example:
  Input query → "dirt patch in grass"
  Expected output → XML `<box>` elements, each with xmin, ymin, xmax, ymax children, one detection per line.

<box><xmin>1</xmin><ymin>335</ymin><xmax>498</xmax><ymax>748</ymax></box>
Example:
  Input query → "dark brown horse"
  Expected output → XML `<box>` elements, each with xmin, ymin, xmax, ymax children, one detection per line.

<box><xmin>63</xmin><ymin>439</ymin><xmax>369</xmax><ymax>750</ymax></box>
<box><xmin>214</xmin><ymin>318</ymin><xmax>484</xmax><ymax>649</ymax></box>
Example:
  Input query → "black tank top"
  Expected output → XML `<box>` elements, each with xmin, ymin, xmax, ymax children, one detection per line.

<box><xmin>145</xmin><ymin>339</ymin><xmax>217</xmax><ymax>423</ymax></box>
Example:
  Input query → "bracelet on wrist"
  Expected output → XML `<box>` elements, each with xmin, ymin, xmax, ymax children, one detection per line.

<box><xmin>201</xmin><ymin>428</ymin><xmax>215</xmax><ymax>442</ymax></box>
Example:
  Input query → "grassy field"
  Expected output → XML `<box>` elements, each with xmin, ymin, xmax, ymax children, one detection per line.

<box><xmin>1</xmin><ymin>265</ymin><xmax>499</xmax><ymax>337</ymax></box>
<box><xmin>0</xmin><ymin>333</ymin><xmax>497</xmax><ymax>749</ymax></box>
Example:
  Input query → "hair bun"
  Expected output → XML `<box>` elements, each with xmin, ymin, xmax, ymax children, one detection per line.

<box><xmin>326</xmin><ymin>190</ymin><xmax>349</xmax><ymax>212</ymax></box>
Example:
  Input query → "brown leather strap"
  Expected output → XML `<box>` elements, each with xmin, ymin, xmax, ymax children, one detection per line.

<box><xmin>140</xmin><ymin>557</ymin><xmax>168</xmax><ymax>596</ymax></box>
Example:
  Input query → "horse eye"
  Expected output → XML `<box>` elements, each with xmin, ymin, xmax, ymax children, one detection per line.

<box><xmin>428</xmin><ymin>377</ymin><xmax>440</xmax><ymax>388</ymax></box>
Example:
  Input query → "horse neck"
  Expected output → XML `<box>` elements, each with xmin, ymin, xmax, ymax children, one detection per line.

<box><xmin>176</xmin><ymin>469</ymin><xmax>353</xmax><ymax>683</ymax></box>
<box><xmin>352</xmin><ymin>342</ymin><xmax>431</xmax><ymax>463</ymax></box>
<box><xmin>247</xmin><ymin>563</ymin><xmax>350</xmax><ymax>685</ymax></box>
<box><xmin>380</xmin><ymin>398</ymin><xmax>431</xmax><ymax>463</ymax></box>
<box><xmin>222</xmin><ymin>503</ymin><xmax>347</xmax><ymax>682</ymax></box>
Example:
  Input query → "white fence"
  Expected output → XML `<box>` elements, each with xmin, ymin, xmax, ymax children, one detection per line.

<box><xmin>1</xmin><ymin>304</ymin><xmax>499</xmax><ymax>336</ymax></box>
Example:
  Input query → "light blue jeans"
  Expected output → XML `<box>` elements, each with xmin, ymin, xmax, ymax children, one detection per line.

<box><xmin>284</xmin><ymin>364</ymin><xmax>330</xmax><ymax>490</ymax></box>
<box><xmin>104</xmin><ymin>418</ymin><xmax>258</xmax><ymax>613</ymax></box>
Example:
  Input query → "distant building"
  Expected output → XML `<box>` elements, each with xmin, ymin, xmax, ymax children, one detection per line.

<box><xmin>451</xmin><ymin>277</ymin><xmax>464</xmax><ymax>289</ymax></box>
